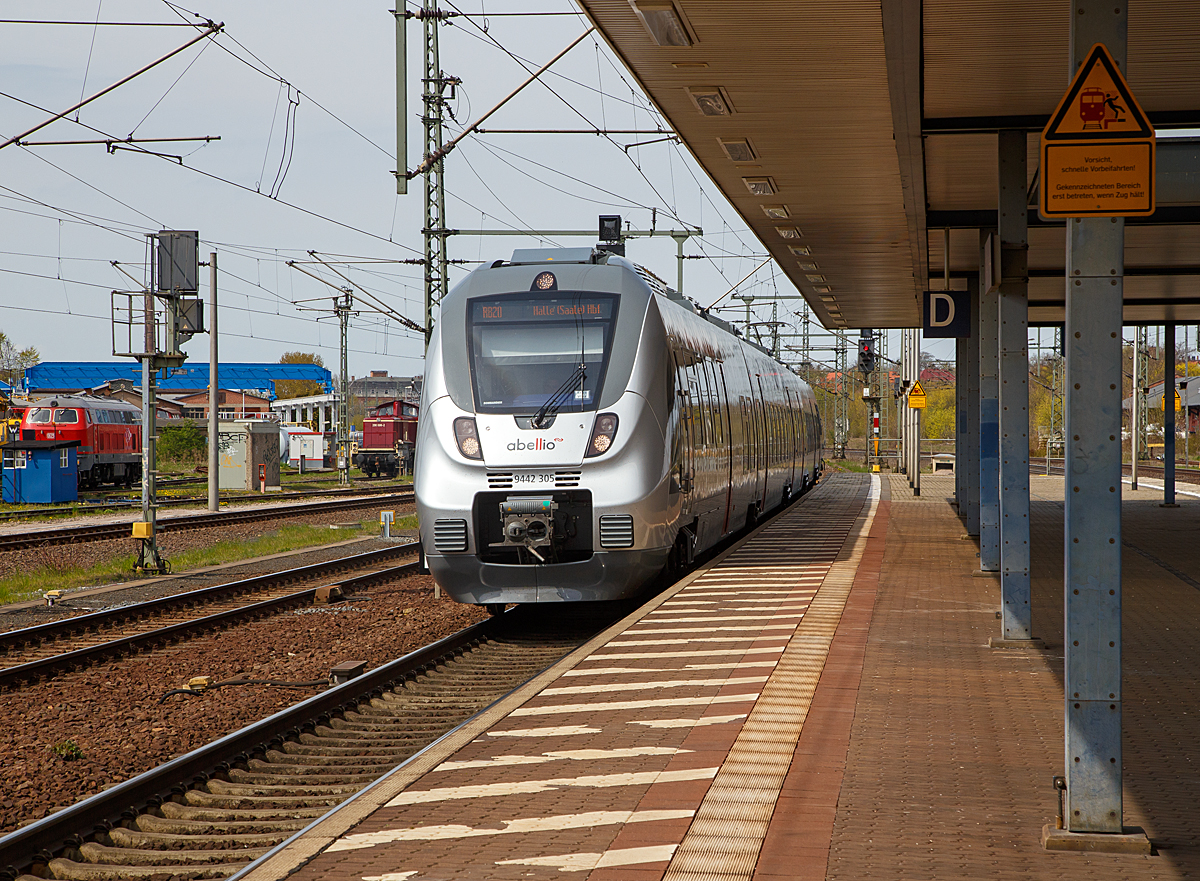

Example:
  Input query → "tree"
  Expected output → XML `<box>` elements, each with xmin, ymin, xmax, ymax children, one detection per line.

<box><xmin>275</xmin><ymin>351</ymin><xmax>326</xmax><ymax>399</ymax></box>
<box><xmin>922</xmin><ymin>388</ymin><xmax>956</xmax><ymax>439</ymax></box>
<box><xmin>158</xmin><ymin>421</ymin><xmax>207</xmax><ymax>462</ymax></box>
<box><xmin>0</xmin><ymin>331</ymin><xmax>39</xmax><ymax>388</ymax></box>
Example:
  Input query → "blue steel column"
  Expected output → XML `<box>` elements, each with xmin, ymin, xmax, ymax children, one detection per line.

<box><xmin>965</xmin><ymin>272</ymin><xmax>980</xmax><ymax>535</ymax></box>
<box><xmin>1064</xmin><ymin>1</ymin><xmax>1125</xmax><ymax>833</ymax></box>
<box><xmin>997</xmin><ymin>130</ymin><xmax>1031</xmax><ymax>638</ymax></box>
<box><xmin>979</xmin><ymin>235</ymin><xmax>1000</xmax><ymax>571</ymax></box>
<box><xmin>1164</xmin><ymin>322</ymin><xmax>1176</xmax><ymax>505</ymax></box>
<box><xmin>956</xmin><ymin>334</ymin><xmax>966</xmax><ymax>510</ymax></box>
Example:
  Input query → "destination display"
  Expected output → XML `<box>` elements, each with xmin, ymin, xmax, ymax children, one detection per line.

<box><xmin>472</xmin><ymin>296</ymin><xmax>615</xmax><ymax>323</ymax></box>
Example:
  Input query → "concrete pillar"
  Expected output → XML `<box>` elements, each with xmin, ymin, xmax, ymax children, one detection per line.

<box><xmin>996</xmin><ymin>130</ymin><xmax>1033</xmax><ymax>642</ymax></box>
<box><xmin>1063</xmin><ymin>1</ymin><xmax>1126</xmax><ymax>834</ymax></box>
<box><xmin>979</xmin><ymin>234</ymin><xmax>1001</xmax><ymax>572</ymax></box>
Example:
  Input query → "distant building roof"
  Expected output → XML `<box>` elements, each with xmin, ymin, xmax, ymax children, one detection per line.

<box><xmin>919</xmin><ymin>367</ymin><xmax>956</xmax><ymax>384</ymax></box>
<box><xmin>349</xmin><ymin>374</ymin><xmax>421</xmax><ymax>400</ymax></box>
<box><xmin>25</xmin><ymin>362</ymin><xmax>333</xmax><ymax>399</ymax></box>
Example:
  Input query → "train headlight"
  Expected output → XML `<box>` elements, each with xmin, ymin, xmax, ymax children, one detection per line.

<box><xmin>453</xmin><ymin>417</ymin><xmax>483</xmax><ymax>460</ymax></box>
<box><xmin>585</xmin><ymin>412</ymin><xmax>619</xmax><ymax>458</ymax></box>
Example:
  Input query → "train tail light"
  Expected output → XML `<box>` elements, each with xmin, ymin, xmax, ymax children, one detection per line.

<box><xmin>453</xmin><ymin>417</ymin><xmax>483</xmax><ymax>460</ymax></box>
<box><xmin>585</xmin><ymin>413</ymin><xmax>619</xmax><ymax>458</ymax></box>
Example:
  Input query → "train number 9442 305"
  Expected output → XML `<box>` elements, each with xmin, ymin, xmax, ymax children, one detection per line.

<box><xmin>513</xmin><ymin>472</ymin><xmax>555</xmax><ymax>484</ymax></box>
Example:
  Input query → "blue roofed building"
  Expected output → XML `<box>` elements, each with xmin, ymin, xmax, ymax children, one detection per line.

<box><xmin>23</xmin><ymin>362</ymin><xmax>333</xmax><ymax>400</ymax></box>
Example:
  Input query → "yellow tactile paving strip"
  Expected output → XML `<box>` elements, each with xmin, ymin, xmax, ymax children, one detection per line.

<box><xmin>242</xmin><ymin>473</ymin><xmax>875</xmax><ymax>881</ymax></box>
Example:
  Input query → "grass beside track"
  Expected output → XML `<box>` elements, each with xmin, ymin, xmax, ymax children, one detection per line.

<box><xmin>0</xmin><ymin>519</ymin><xmax>404</xmax><ymax>607</ymax></box>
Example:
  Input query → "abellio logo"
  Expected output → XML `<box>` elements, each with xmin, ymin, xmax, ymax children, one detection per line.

<box><xmin>508</xmin><ymin>437</ymin><xmax>564</xmax><ymax>451</ymax></box>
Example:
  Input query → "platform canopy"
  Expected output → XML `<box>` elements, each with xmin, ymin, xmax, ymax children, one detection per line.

<box><xmin>574</xmin><ymin>1</ymin><xmax>1200</xmax><ymax>328</ymax></box>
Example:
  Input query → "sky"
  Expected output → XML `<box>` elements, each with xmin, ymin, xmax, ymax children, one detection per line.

<box><xmin>0</xmin><ymin>0</ymin><xmax>946</xmax><ymax>386</ymax></box>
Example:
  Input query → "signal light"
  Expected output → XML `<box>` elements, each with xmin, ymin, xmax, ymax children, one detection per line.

<box><xmin>857</xmin><ymin>330</ymin><xmax>876</xmax><ymax>375</ymax></box>
<box><xmin>585</xmin><ymin>412</ymin><xmax>620</xmax><ymax>458</ymax></box>
<box><xmin>453</xmin><ymin>417</ymin><xmax>483</xmax><ymax>460</ymax></box>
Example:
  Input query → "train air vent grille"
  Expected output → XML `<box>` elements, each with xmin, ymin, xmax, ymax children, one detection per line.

<box><xmin>433</xmin><ymin>519</ymin><xmax>469</xmax><ymax>553</ymax></box>
<box><xmin>598</xmin><ymin>514</ymin><xmax>634</xmax><ymax>549</ymax></box>
<box><xmin>555</xmin><ymin>471</ymin><xmax>582</xmax><ymax>487</ymax></box>
<box><xmin>487</xmin><ymin>473</ymin><xmax>514</xmax><ymax>488</ymax></box>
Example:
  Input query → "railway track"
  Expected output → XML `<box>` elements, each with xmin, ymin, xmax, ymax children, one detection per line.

<box><xmin>1038</xmin><ymin>460</ymin><xmax>1200</xmax><ymax>485</ymax></box>
<box><xmin>0</xmin><ymin>492</ymin><xmax>414</xmax><ymax>552</ymax></box>
<box><xmin>0</xmin><ymin>602</ymin><xmax>617</xmax><ymax>881</ymax></box>
<box><xmin>0</xmin><ymin>544</ymin><xmax>420</xmax><ymax>691</ymax></box>
<box><xmin>0</xmin><ymin>483</ymin><xmax>411</xmax><ymax>525</ymax></box>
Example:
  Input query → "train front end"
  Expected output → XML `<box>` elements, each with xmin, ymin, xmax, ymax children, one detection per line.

<box><xmin>415</xmin><ymin>250</ymin><xmax>673</xmax><ymax>605</ymax></box>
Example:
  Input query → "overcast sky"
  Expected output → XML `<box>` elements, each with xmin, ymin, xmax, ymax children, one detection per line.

<box><xmin>1</xmin><ymin>0</ymin><xmax>953</xmax><ymax>383</ymax></box>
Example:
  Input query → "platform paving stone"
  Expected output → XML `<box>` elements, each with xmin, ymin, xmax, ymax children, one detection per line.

<box><xmin>825</xmin><ymin>474</ymin><xmax>1200</xmax><ymax>880</ymax></box>
<box><xmin>270</xmin><ymin>474</ymin><xmax>874</xmax><ymax>881</ymax></box>
<box><xmin>240</xmin><ymin>470</ymin><xmax>1200</xmax><ymax>881</ymax></box>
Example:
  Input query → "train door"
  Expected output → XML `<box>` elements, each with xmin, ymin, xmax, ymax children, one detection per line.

<box><xmin>755</xmin><ymin>376</ymin><xmax>769</xmax><ymax>513</ymax></box>
<box><xmin>784</xmin><ymin>388</ymin><xmax>798</xmax><ymax>492</ymax></box>
<box><xmin>714</xmin><ymin>361</ymin><xmax>734</xmax><ymax>533</ymax></box>
<box><xmin>672</xmin><ymin>350</ymin><xmax>696</xmax><ymax>520</ymax></box>
<box><xmin>686</xmin><ymin>363</ymin><xmax>701</xmax><ymax>509</ymax></box>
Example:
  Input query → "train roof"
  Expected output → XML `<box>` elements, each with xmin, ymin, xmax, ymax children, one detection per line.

<box><xmin>27</xmin><ymin>394</ymin><xmax>142</xmax><ymax>411</ymax></box>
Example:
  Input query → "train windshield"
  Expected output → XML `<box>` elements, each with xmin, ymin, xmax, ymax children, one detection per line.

<box><xmin>468</xmin><ymin>292</ymin><xmax>618</xmax><ymax>414</ymax></box>
<box><xmin>27</xmin><ymin>409</ymin><xmax>51</xmax><ymax>424</ymax></box>
<box><xmin>53</xmin><ymin>409</ymin><xmax>79</xmax><ymax>424</ymax></box>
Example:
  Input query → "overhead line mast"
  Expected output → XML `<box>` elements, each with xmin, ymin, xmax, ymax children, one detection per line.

<box><xmin>419</xmin><ymin>1</ymin><xmax>453</xmax><ymax>352</ymax></box>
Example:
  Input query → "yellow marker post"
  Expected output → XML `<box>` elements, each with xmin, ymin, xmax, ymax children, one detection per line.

<box><xmin>908</xmin><ymin>381</ymin><xmax>927</xmax><ymax>497</ymax></box>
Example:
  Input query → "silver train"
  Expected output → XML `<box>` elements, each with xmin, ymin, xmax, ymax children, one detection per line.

<box><xmin>415</xmin><ymin>247</ymin><xmax>822</xmax><ymax>607</ymax></box>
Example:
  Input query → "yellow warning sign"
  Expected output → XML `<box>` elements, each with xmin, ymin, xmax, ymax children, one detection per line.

<box><xmin>908</xmin><ymin>380</ymin><xmax>927</xmax><ymax>410</ymax></box>
<box><xmin>1162</xmin><ymin>389</ymin><xmax>1182</xmax><ymax>412</ymax></box>
<box><xmin>1039</xmin><ymin>43</ymin><xmax>1155</xmax><ymax>219</ymax></box>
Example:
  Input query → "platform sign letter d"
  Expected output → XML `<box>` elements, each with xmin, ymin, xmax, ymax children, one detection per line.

<box><xmin>923</xmin><ymin>290</ymin><xmax>970</xmax><ymax>338</ymax></box>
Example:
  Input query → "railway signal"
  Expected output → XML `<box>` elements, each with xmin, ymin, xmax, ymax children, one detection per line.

<box><xmin>857</xmin><ymin>330</ymin><xmax>875</xmax><ymax>375</ymax></box>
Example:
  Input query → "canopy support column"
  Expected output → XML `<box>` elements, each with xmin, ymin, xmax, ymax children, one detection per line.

<box><xmin>978</xmin><ymin>232</ymin><xmax>1000</xmax><ymax>574</ymax></box>
<box><xmin>1059</xmin><ymin>0</ymin><xmax>1135</xmax><ymax>845</ymax></box>
<box><xmin>1164</xmin><ymin>322</ymin><xmax>1177</xmax><ymax>506</ymax></box>
<box><xmin>965</xmin><ymin>271</ymin><xmax>981</xmax><ymax>536</ymax></box>
<box><xmin>994</xmin><ymin>129</ymin><xmax>1037</xmax><ymax>645</ymax></box>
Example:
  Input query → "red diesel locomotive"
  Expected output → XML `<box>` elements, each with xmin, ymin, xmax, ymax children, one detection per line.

<box><xmin>354</xmin><ymin>399</ymin><xmax>417</xmax><ymax>478</ymax></box>
<box><xmin>21</xmin><ymin>395</ymin><xmax>142</xmax><ymax>488</ymax></box>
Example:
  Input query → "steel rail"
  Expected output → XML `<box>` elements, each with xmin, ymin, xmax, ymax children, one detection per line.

<box><xmin>0</xmin><ymin>543</ymin><xmax>418</xmax><ymax>660</ymax></box>
<box><xmin>0</xmin><ymin>482</ymin><xmax>410</xmax><ymax>523</ymax></box>
<box><xmin>0</xmin><ymin>491</ymin><xmax>413</xmax><ymax>550</ymax></box>
<box><xmin>0</xmin><ymin>561</ymin><xmax>419</xmax><ymax>691</ymax></box>
<box><xmin>0</xmin><ymin>612</ymin><xmax>503</xmax><ymax>878</ymax></box>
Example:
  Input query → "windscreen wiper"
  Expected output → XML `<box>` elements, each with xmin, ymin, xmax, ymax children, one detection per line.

<box><xmin>531</xmin><ymin>363</ymin><xmax>586</xmax><ymax>429</ymax></box>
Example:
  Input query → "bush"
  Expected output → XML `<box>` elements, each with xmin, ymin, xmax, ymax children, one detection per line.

<box><xmin>158</xmin><ymin>421</ymin><xmax>207</xmax><ymax>462</ymax></box>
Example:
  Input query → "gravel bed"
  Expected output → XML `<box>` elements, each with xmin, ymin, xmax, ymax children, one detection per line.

<box><xmin>0</xmin><ymin>532</ymin><xmax>418</xmax><ymax>634</ymax></box>
<box><xmin>0</xmin><ymin>571</ymin><xmax>488</xmax><ymax>836</ymax></box>
<box><xmin>0</xmin><ymin>499</ymin><xmax>415</xmax><ymax>587</ymax></box>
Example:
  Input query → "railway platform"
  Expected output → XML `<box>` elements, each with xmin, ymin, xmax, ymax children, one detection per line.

<box><xmin>233</xmin><ymin>470</ymin><xmax>1200</xmax><ymax>881</ymax></box>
